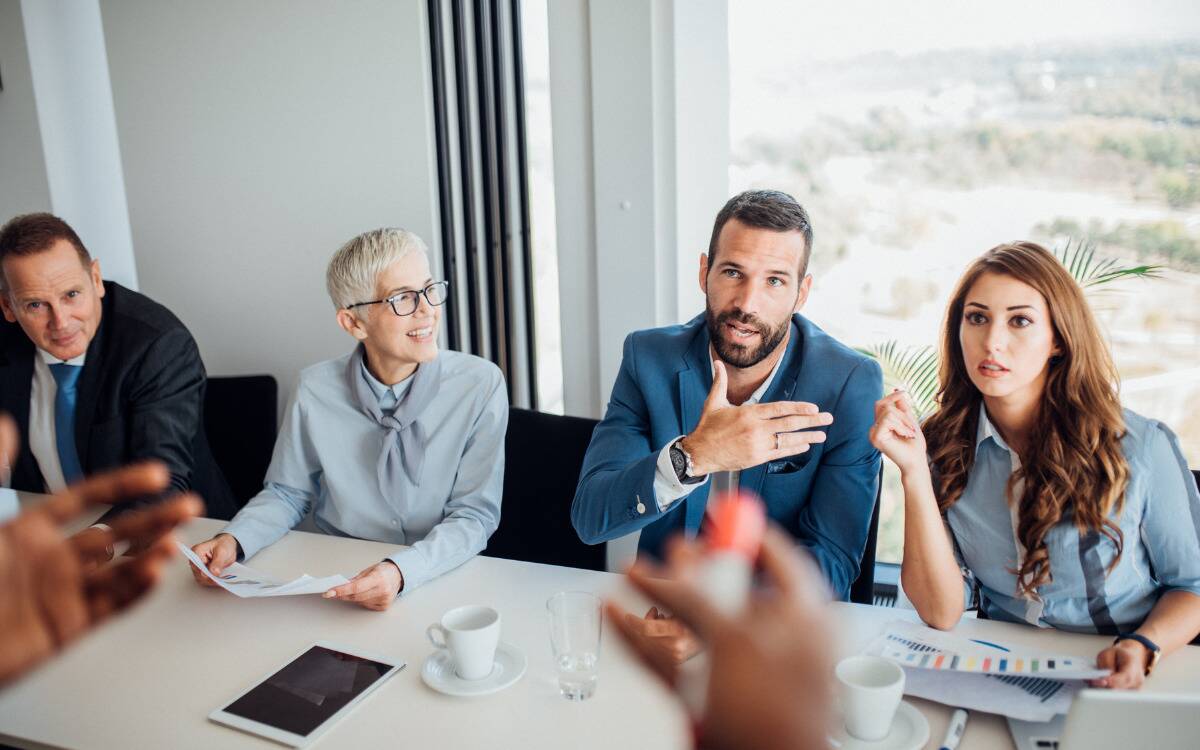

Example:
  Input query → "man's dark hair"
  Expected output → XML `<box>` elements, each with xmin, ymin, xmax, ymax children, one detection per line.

<box><xmin>706</xmin><ymin>189</ymin><xmax>813</xmax><ymax>276</ymax></box>
<box><xmin>0</xmin><ymin>213</ymin><xmax>91</xmax><ymax>288</ymax></box>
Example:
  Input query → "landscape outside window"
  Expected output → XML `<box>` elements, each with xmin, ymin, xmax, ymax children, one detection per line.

<box><xmin>730</xmin><ymin>0</ymin><xmax>1200</xmax><ymax>562</ymax></box>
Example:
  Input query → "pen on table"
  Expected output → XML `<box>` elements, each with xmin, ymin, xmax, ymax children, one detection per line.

<box><xmin>939</xmin><ymin>708</ymin><xmax>968</xmax><ymax>750</ymax></box>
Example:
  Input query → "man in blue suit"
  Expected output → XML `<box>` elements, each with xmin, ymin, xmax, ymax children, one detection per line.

<box><xmin>572</xmin><ymin>190</ymin><xmax>882</xmax><ymax>610</ymax></box>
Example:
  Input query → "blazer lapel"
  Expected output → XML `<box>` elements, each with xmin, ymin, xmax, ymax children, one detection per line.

<box><xmin>677</xmin><ymin>325</ymin><xmax>711</xmax><ymax>439</ymax></box>
<box><xmin>74</xmin><ymin>290</ymin><xmax>112</xmax><ymax>470</ymax></box>
<box><xmin>676</xmin><ymin>321</ymin><xmax>715</xmax><ymax>534</ymax></box>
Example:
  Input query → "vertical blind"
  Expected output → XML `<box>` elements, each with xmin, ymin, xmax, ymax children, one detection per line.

<box><xmin>427</xmin><ymin>0</ymin><xmax>538</xmax><ymax>409</ymax></box>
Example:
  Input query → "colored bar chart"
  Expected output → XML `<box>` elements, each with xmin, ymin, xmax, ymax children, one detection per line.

<box><xmin>873</xmin><ymin>624</ymin><xmax>1109</xmax><ymax>680</ymax></box>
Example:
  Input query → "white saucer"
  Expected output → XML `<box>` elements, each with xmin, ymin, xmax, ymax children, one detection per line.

<box><xmin>421</xmin><ymin>642</ymin><xmax>527</xmax><ymax>697</ymax></box>
<box><xmin>829</xmin><ymin>701</ymin><xmax>930</xmax><ymax>750</ymax></box>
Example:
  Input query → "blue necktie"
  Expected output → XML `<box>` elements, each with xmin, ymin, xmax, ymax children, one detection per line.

<box><xmin>49</xmin><ymin>363</ymin><xmax>84</xmax><ymax>484</ymax></box>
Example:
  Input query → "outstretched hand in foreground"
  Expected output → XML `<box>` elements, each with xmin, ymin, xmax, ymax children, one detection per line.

<box><xmin>609</xmin><ymin>525</ymin><xmax>835</xmax><ymax>750</ymax></box>
<box><xmin>0</xmin><ymin>415</ymin><xmax>201</xmax><ymax>685</ymax></box>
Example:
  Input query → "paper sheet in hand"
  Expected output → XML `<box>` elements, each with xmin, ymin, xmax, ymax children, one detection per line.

<box><xmin>903</xmin><ymin>665</ymin><xmax>1080</xmax><ymax>722</ymax></box>
<box><xmin>867</xmin><ymin>620</ymin><xmax>1109</xmax><ymax>679</ymax></box>
<box><xmin>178</xmin><ymin>541</ymin><xmax>350</xmax><ymax>597</ymax></box>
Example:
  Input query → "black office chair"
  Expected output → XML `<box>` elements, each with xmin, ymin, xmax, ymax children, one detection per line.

<box><xmin>203</xmin><ymin>375</ymin><xmax>278</xmax><ymax>515</ymax></box>
<box><xmin>485</xmin><ymin>408</ymin><xmax>606</xmax><ymax>571</ymax></box>
<box><xmin>849</xmin><ymin>466</ymin><xmax>885</xmax><ymax>605</ymax></box>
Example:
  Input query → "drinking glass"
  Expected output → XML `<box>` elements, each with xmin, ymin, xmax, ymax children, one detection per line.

<box><xmin>547</xmin><ymin>591</ymin><xmax>602</xmax><ymax>700</ymax></box>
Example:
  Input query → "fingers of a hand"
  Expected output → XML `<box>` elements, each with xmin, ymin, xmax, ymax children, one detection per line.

<box><xmin>106</xmin><ymin>495</ymin><xmax>202</xmax><ymax>547</ymax></box>
<box><xmin>1108</xmin><ymin>649</ymin><xmax>1144</xmax><ymax>689</ymax></box>
<box><xmin>342</xmin><ymin>585</ymin><xmax>386</xmax><ymax>603</ymax></box>
<box><xmin>1090</xmin><ymin>648</ymin><xmax>1117</xmax><ymax>687</ymax></box>
<box><xmin>626</xmin><ymin>560</ymin><xmax>723</xmax><ymax>639</ymax></box>
<box><xmin>639</xmin><ymin>618</ymin><xmax>686</xmax><ymax>638</ymax></box>
<box><xmin>0</xmin><ymin>413</ymin><xmax>17</xmax><ymax>465</ymax></box>
<box><xmin>36</xmin><ymin>544</ymin><xmax>90</xmax><ymax>647</ymax></box>
<box><xmin>606</xmin><ymin>601</ymin><xmax>677</xmax><ymax>685</ymax></box>
<box><xmin>772</xmin><ymin>429</ymin><xmax>828</xmax><ymax>455</ymax></box>
<box><xmin>1096</xmin><ymin>647</ymin><xmax>1117</xmax><ymax>671</ymax></box>
<box><xmin>325</xmin><ymin>572</ymin><xmax>375</xmax><ymax>599</ymax></box>
<box><xmin>188</xmin><ymin>561</ymin><xmax>219</xmax><ymax>586</ymax></box>
<box><xmin>757</xmin><ymin>400</ymin><xmax>820</xmax><ymax>419</ymax></box>
<box><xmin>70</xmin><ymin>526</ymin><xmax>115</xmax><ymax>559</ymax></box>
<box><xmin>882</xmin><ymin>404</ymin><xmax>918</xmax><ymax>434</ymax></box>
<box><xmin>705</xmin><ymin>360</ymin><xmax>728</xmax><ymax>409</ymax></box>
<box><xmin>883</xmin><ymin>414</ymin><xmax>917</xmax><ymax>440</ymax></box>
<box><xmin>768</xmin><ymin>413</ymin><xmax>834</xmax><ymax>433</ymax></box>
<box><xmin>38</xmin><ymin>462</ymin><xmax>171</xmax><ymax>525</ymax></box>
<box><xmin>874</xmin><ymin>392</ymin><xmax>907</xmax><ymax>418</ymax></box>
<box><xmin>86</xmin><ymin>535</ymin><xmax>176</xmax><ymax>622</ymax></box>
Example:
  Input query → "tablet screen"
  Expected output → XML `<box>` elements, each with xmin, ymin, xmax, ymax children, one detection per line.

<box><xmin>222</xmin><ymin>645</ymin><xmax>394</xmax><ymax>737</ymax></box>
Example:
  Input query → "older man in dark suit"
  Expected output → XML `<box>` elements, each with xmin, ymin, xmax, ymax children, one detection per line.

<box><xmin>0</xmin><ymin>213</ymin><xmax>234</xmax><ymax>541</ymax></box>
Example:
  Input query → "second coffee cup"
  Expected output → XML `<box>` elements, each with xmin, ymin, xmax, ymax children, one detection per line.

<box><xmin>426</xmin><ymin>605</ymin><xmax>501</xmax><ymax>681</ymax></box>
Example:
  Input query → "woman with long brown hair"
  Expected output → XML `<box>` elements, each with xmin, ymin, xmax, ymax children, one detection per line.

<box><xmin>870</xmin><ymin>242</ymin><xmax>1200</xmax><ymax>689</ymax></box>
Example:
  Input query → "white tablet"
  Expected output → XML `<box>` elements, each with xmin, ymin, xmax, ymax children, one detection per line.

<box><xmin>209</xmin><ymin>641</ymin><xmax>405</xmax><ymax>748</ymax></box>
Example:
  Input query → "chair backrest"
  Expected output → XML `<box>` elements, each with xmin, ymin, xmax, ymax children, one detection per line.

<box><xmin>848</xmin><ymin>466</ymin><xmax>884</xmax><ymax>605</ymax></box>
<box><xmin>204</xmin><ymin>375</ymin><xmax>278</xmax><ymax>513</ymax></box>
<box><xmin>486</xmin><ymin>407</ymin><xmax>605</xmax><ymax>571</ymax></box>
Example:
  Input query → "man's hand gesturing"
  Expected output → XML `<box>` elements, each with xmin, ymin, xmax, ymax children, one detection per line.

<box><xmin>681</xmin><ymin>361</ymin><xmax>833</xmax><ymax>476</ymax></box>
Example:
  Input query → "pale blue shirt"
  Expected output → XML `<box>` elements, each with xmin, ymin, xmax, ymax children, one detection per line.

<box><xmin>945</xmin><ymin>405</ymin><xmax>1200</xmax><ymax>633</ymax></box>
<box><xmin>222</xmin><ymin>349</ymin><xmax>507</xmax><ymax>593</ymax></box>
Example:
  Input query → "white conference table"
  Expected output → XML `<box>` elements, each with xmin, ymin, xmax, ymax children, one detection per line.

<box><xmin>1</xmin><ymin>512</ymin><xmax>1198</xmax><ymax>750</ymax></box>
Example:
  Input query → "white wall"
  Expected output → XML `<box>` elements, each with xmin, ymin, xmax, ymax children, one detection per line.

<box><xmin>0</xmin><ymin>0</ymin><xmax>52</xmax><ymax>220</ymax></box>
<box><xmin>21</xmin><ymin>0</ymin><xmax>137</xmax><ymax>288</ymax></box>
<box><xmin>0</xmin><ymin>0</ymin><xmax>136</xmax><ymax>288</ymax></box>
<box><xmin>98</xmin><ymin>0</ymin><xmax>441</xmax><ymax>406</ymax></box>
<box><xmin>549</xmin><ymin>0</ymin><xmax>729</xmax><ymax>419</ymax></box>
<box><xmin>547</xmin><ymin>0</ymin><xmax>601</xmax><ymax>420</ymax></box>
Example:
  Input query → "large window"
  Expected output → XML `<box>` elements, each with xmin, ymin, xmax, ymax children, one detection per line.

<box><xmin>518</xmin><ymin>0</ymin><xmax>564</xmax><ymax>414</ymax></box>
<box><xmin>730</xmin><ymin>1</ymin><xmax>1200</xmax><ymax>562</ymax></box>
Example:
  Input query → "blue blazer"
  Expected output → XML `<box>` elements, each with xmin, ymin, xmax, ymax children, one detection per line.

<box><xmin>571</xmin><ymin>313</ymin><xmax>882</xmax><ymax>598</ymax></box>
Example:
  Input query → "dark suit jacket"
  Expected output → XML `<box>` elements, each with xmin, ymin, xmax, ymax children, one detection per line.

<box><xmin>571</xmin><ymin>313</ymin><xmax>882</xmax><ymax>599</ymax></box>
<box><xmin>0</xmin><ymin>281</ymin><xmax>236</xmax><ymax>520</ymax></box>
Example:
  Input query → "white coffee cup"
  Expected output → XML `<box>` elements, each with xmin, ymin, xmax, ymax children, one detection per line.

<box><xmin>426</xmin><ymin>605</ymin><xmax>501</xmax><ymax>681</ymax></box>
<box><xmin>835</xmin><ymin>655</ymin><xmax>905</xmax><ymax>741</ymax></box>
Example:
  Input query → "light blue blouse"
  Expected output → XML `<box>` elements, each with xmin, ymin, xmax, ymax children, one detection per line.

<box><xmin>945</xmin><ymin>405</ymin><xmax>1200</xmax><ymax>633</ymax></box>
<box><xmin>222</xmin><ymin>349</ymin><xmax>507</xmax><ymax>593</ymax></box>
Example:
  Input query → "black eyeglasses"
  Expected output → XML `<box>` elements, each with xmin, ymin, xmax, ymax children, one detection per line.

<box><xmin>346</xmin><ymin>280</ymin><xmax>450</xmax><ymax>317</ymax></box>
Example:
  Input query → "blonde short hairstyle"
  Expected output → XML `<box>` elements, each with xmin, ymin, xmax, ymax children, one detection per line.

<box><xmin>326</xmin><ymin>227</ymin><xmax>428</xmax><ymax>316</ymax></box>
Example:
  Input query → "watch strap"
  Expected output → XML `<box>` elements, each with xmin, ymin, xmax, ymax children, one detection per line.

<box><xmin>1113</xmin><ymin>632</ymin><xmax>1161</xmax><ymax>675</ymax></box>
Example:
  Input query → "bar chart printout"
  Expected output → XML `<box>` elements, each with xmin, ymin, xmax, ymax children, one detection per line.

<box><xmin>868</xmin><ymin>621</ymin><xmax>1110</xmax><ymax>680</ymax></box>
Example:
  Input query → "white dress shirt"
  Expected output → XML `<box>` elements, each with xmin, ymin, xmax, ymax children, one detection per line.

<box><xmin>652</xmin><ymin>346</ymin><xmax>784</xmax><ymax>511</ymax></box>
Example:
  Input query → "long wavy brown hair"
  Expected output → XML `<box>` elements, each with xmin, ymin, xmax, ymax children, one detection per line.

<box><xmin>922</xmin><ymin>242</ymin><xmax>1129</xmax><ymax>598</ymax></box>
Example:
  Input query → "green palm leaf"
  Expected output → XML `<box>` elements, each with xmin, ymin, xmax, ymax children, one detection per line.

<box><xmin>1053</xmin><ymin>237</ymin><xmax>1162</xmax><ymax>288</ymax></box>
<box><xmin>856</xmin><ymin>341</ymin><xmax>939</xmax><ymax>419</ymax></box>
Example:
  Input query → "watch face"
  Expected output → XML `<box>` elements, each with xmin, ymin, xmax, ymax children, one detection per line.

<box><xmin>670</xmin><ymin>445</ymin><xmax>688</xmax><ymax>477</ymax></box>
